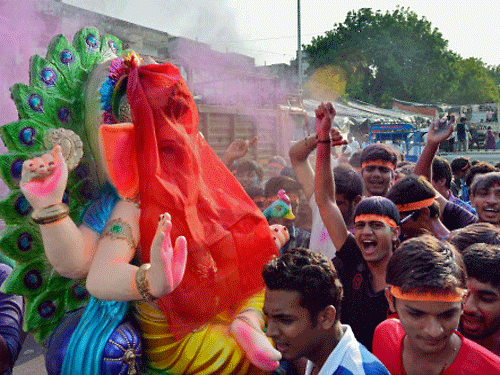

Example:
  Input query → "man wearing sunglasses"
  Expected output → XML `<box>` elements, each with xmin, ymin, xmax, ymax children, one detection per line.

<box><xmin>386</xmin><ymin>175</ymin><xmax>450</xmax><ymax>241</ymax></box>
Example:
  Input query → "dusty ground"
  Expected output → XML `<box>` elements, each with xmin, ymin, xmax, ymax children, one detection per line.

<box><xmin>13</xmin><ymin>334</ymin><xmax>47</xmax><ymax>375</ymax></box>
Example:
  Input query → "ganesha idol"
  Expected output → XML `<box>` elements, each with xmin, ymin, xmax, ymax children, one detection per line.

<box><xmin>0</xmin><ymin>27</ymin><xmax>286</xmax><ymax>374</ymax></box>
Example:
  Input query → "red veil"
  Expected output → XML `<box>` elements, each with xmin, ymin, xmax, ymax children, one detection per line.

<box><xmin>126</xmin><ymin>63</ymin><xmax>277</xmax><ymax>339</ymax></box>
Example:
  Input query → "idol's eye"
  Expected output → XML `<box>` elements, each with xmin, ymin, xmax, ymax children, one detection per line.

<box><xmin>160</xmin><ymin>144</ymin><xmax>176</xmax><ymax>157</ymax></box>
<box><xmin>158</xmin><ymin>140</ymin><xmax>183</xmax><ymax>167</ymax></box>
<box><xmin>166</xmin><ymin>91</ymin><xmax>190</xmax><ymax>121</ymax></box>
<box><xmin>112</xmin><ymin>76</ymin><xmax>132</xmax><ymax>123</ymax></box>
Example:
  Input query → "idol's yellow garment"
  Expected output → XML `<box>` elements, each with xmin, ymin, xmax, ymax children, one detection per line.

<box><xmin>134</xmin><ymin>291</ymin><xmax>268</xmax><ymax>375</ymax></box>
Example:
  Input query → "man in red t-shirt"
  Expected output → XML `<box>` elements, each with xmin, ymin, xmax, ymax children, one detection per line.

<box><xmin>460</xmin><ymin>243</ymin><xmax>500</xmax><ymax>356</ymax></box>
<box><xmin>373</xmin><ymin>235</ymin><xmax>500</xmax><ymax>374</ymax></box>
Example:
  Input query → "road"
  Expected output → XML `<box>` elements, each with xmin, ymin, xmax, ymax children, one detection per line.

<box><xmin>439</xmin><ymin>150</ymin><xmax>500</xmax><ymax>165</ymax></box>
<box><xmin>13</xmin><ymin>334</ymin><xmax>47</xmax><ymax>375</ymax></box>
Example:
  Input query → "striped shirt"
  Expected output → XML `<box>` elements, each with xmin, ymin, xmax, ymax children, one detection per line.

<box><xmin>305</xmin><ymin>325</ymin><xmax>390</xmax><ymax>375</ymax></box>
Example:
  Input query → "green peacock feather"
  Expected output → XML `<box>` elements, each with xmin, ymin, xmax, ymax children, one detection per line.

<box><xmin>0</xmin><ymin>27</ymin><xmax>123</xmax><ymax>343</ymax></box>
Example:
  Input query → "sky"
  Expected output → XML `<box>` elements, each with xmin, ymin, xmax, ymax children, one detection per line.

<box><xmin>62</xmin><ymin>0</ymin><xmax>500</xmax><ymax>67</ymax></box>
<box><xmin>1</xmin><ymin>0</ymin><xmax>499</xmax><ymax>125</ymax></box>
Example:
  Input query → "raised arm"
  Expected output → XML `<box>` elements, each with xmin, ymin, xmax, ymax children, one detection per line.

<box><xmin>20</xmin><ymin>146</ymin><xmax>97</xmax><ymax>279</ymax></box>
<box><xmin>222</xmin><ymin>137</ymin><xmax>258</xmax><ymax>168</ymax></box>
<box><xmin>414</xmin><ymin>116</ymin><xmax>454</xmax><ymax>180</ymax></box>
<box><xmin>314</xmin><ymin>103</ymin><xmax>349</xmax><ymax>251</ymax></box>
<box><xmin>413</xmin><ymin>116</ymin><xmax>455</xmax><ymax>216</ymax></box>
<box><xmin>289</xmin><ymin>134</ymin><xmax>318</xmax><ymax>201</ymax></box>
<box><xmin>86</xmin><ymin>201</ymin><xmax>187</xmax><ymax>301</ymax></box>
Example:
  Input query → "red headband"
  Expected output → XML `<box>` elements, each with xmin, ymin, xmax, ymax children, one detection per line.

<box><xmin>361</xmin><ymin>160</ymin><xmax>396</xmax><ymax>170</ymax></box>
<box><xmin>355</xmin><ymin>214</ymin><xmax>397</xmax><ymax>228</ymax></box>
<box><xmin>390</xmin><ymin>286</ymin><xmax>466</xmax><ymax>302</ymax></box>
<box><xmin>396</xmin><ymin>197</ymin><xmax>435</xmax><ymax>212</ymax></box>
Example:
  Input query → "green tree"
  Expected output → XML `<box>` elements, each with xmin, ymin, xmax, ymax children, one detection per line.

<box><xmin>444</xmin><ymin>58</ymin><xmax>500</xmax><ymax>104</ymax></box>
<box><xmin>487</xmin><ymin>64</ymin><xmax>500</xmax><ymax>90</ymax></box>
<box><xmin>304</xmin><ymin>7</ymin><xmax>499</xmax><ymax>106</ymax></box>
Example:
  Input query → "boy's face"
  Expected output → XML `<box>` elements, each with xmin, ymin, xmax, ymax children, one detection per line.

<box><xmin>354</xmin><ymin>219</ymin><xmax>399</xmax><ymax>264</ymax></box>
<box><xmin>461</xmin><ymin>277</ymin><xmax>500</xmax><ymax>340</ymax></box>
<box><xmin>394</xmin><ymin>298</ymin><xmax>462</xmax><ymax>354</ymax></box>
<box><xmin>267</xmin><ymin>163</ymin><xmax>284</xmax><ymax>179</ymax></box>
<box><xmin>235</xmin><ymin>170</ymin><xmax>259</xmax><ymax>189</ymax></box>
<box><xmin>470</xmin><ymin>185</ymin><xmax>500</xmax><ymax>225</ymax></box>
<box><xmin>336</xmin><ymin>193</ymin><xmax>356</xmax><ymax>226</ymax></box>
<box><xmin>263</xmin><ymin>289</ymin><xmax>323</xmax><ymax>362</ymax></box>
<box><xmin>361</xmin><ymin>165</ymin><xmax>394</xmax><ymax>196</ymax></box>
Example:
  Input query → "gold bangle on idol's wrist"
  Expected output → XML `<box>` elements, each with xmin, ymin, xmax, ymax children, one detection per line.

<box><xmin>31</xmin><ymin>203</ymin><xmax>69</xmax><ymax>225</ymax></box>
<box><xmin>135</xmin><ymin>263</ymin><xmax>157</xmax><ymax>302</ymax></box>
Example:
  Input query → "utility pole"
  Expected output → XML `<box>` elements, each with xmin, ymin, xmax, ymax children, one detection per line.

<box><xmin>297</xmin><ymin>0</ymin><xmax>302</xmax><ymax>97</ymax></box>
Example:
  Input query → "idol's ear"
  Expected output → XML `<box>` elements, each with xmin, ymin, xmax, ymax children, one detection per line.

<box><xmin>99</xmin><ymin>123</ymin><xmax>139</xmax><ymax>199</ymax></box>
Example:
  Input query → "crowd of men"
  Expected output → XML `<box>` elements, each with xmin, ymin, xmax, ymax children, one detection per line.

<box><xmin>228</xmin><ymin>102</ymin><xmax>500</xmax><ymax>374</ymax></box>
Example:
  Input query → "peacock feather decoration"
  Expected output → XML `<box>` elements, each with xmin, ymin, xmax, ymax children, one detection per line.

<box><xmin>0</xmin><ymin>27</ymin><xmax>124</xmax><ymax>343</ymax></box>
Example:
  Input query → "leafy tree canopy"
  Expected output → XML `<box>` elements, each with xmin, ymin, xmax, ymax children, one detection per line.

<box><xmin>304</xmin><ymin>7</ymin><xmax>500</xmax><ymax>106</ymax></box>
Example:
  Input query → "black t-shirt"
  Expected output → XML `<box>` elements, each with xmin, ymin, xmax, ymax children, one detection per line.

<box><xmin>442</xmin><ymin>201</ymin><xmax>478</xmax><ymax>231</ymax></box>
<box><xmin>333</xmin><ymin>234</ymin><xmax>390</xmax><ymax>351</ymax></box>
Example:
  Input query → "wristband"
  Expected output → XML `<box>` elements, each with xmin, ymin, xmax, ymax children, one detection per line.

<box><xmin>31</xmin><ymin>203</ymin><xmax>69</xmax><ymax>225</ymax></box>
<box><xmin>135</xmin><ymin>263</ymin><xmax>158</xmax><ymax>302</ymax></box>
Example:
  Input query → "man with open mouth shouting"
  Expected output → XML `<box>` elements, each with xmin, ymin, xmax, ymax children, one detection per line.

<box><xmin>314</xmin><ymin>102</ymin><xmax>401</xmax><ymax>351</ymax></box>
<box><xmin>470</xmin><ymin>172</ymin><xmax>500</xmax><ymax>226</ymax></box>
<box><xmin>460</xmin><ymin>243</ymin><xmax>500</xmax><ymax>356</ymax></box>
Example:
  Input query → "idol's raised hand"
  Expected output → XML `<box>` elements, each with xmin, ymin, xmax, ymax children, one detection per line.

<box><xmin>20</xmin><ymin>145</ymin><xmax>68</xmax><ymax>211</ymax></box>
<box><xmin>148</xmin><ymin>213</ymin><xmax>188</xmax><ymax>298</ymax></box>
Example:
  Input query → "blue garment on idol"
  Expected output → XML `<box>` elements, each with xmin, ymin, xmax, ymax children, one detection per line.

<box><xmin>304</xmin><ymin>325</ymin><xmax>390</xmax><ymax>375</ymax></box>
<box><xmin>61</xmin><ymin>185</ymin><xmax>129</xmax><ymax>375</ymax></box>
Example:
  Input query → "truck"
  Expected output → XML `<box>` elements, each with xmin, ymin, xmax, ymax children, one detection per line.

<box><xmin>368</xmin><ymin>123</ymin><xmax>423</xmax><ymax>162</ymax></box>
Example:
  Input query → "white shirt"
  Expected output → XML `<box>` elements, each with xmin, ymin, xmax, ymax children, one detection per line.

<box><xmin>308</xmin><ymin>193</ymin><xmax>336</xmax><ymax>260</ymax></box>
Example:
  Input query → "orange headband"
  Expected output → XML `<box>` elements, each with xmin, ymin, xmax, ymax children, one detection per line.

<box><xmin>390</xmin><ymin>286</ymin><xmax>466</xmax><ymax>302</ymax></box>
<box><xmin>361</xmin><ymin>160</ymin><xmax>396</xmax><ymax>170</ymax></box>
<box><xmin>396</xmin><ymin>197</ymin><xmax>435</xmax><ymax>212</ymax></box>
<box><xmin>355</xmin><ymin>214</ymin><xmax>397</xmax><ymax>228</ymax></box>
